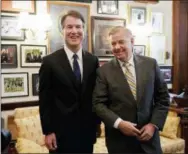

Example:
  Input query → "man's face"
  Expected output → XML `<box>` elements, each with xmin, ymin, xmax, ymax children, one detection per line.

<box><xmin>62</xmin><ymin>16</ymin><xmax>84</xmax><ymax>50</ymax></box>
<box><xmin>109</xmin><ymin>30</ymin><xmax>133</xmax><ymax>61</ymax></box>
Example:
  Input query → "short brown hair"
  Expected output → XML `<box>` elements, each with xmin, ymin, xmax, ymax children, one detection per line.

<box><xmin>61</xmin><ymin>10</ymin><xmax>85</xmax><ymax>28</ymax></box>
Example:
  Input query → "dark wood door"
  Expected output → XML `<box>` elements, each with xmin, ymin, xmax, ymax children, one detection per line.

<box><xmin>173</xmin><ymin>1</ymin><xmax>188</xmax><ymax>94</ymax></box>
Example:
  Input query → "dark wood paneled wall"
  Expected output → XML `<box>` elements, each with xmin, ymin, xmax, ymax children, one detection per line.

<box><xmin>173</xmin><ymin>1</ymin><xmax>188</xmax><ymax>94</ymax></box>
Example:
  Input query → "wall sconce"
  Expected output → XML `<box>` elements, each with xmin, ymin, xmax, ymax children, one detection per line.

<box><xmin>17</xmin><ymin>12</ymin><xmax>52</xmax><ymax>41</ymax></box>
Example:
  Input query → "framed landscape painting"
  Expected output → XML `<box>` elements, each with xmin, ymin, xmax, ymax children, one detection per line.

<box><xmin>1</xmin><ymin>73</ymin><xmax>29</xmax><ymax>98</ymax></box>
<box><xmin>47</xmin><ymin>1</ymin><xmax>91</xmax><ymax>53</ymax></box>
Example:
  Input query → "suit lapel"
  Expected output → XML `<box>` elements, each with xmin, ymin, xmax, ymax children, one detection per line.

<box><xmin>56</xmin><ymin>48</ymin><xmax>79</xmax><ymax>90</ymax></box>
<box><xmin>134</xmin><ymin>55</ymin><xmax>144</xmax><ymax>104</ymax></box>
<box><xmin>112</xmin><ymin>58</ymin><xmax>136</xmax><ymax>105</ymax></box>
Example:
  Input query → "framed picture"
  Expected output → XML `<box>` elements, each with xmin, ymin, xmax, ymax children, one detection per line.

<box><xmin>91</xmin><ymin>16</ymin><xmax>126</xmax><ymax>57</ymax></box>
<box><xmin>160</xmin><ymin>66</ymin><xmax>172</xmax><ymax>84</ymax></box>
<box><xmin>32</xmin><ymin>74</ymin><xmax>39</xmax><ymax>96</ymax></box>
<box><xmin>149</xmin><ymin>35</ymin><xmax>166</xmax><ymax>64</ymax></box>
<box><xmin>1</xmin><ymin>44</ymin><xmax>17</xmax><ymax>68</ymax></box>
<box><xmin>1</xmin><ymin>1</ymin><xmax>36</xmax><ymax>14</ymax></box>
<box><xmin>20</xmin><ymin>45</ymin><xmax>47</xmax><ymax>68</ymax></box>
<box><xmin>1</xmin><ymin>16</ymin><xmax>25</xmax><ymax>41</ymax></box>
<box><xmin>97</xmin><ymin>1</ymin><xmax>118</xmax><ymax>15</ymax></box>
<box><xmin>133</xmin><ymin>45</ymin><xmax>145</xmax><ymax>56</ymax></box>
<box><xmin>151</xmin><ymin>12</ymin><xmax>163</xmax><ymax>33</ymax></box>
<box><xmin>1</xmin><ymin>73</ymin><xmax>29</xmax><ymax>98</ymax></box>
<box><xmin>130</xmin><ymin>7</ymin><xmax>146</xmax><ymax>25</ymax></box>
<box><xmin>48</xmin><ymin>1</ymin><xmax>91</xmax><ymax>53</ymax></box>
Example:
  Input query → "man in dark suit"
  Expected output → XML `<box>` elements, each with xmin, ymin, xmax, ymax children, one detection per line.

<box><xmin>39</xmin><ymin>10</ymin><xmax>100</xmax><ymax>153</ymax></box>
<box><xmin>93</xmin><ymin>26</ymin><xmax>170</xmax><ymax>154</ymax></box>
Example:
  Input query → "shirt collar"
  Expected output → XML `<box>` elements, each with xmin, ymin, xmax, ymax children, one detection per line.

<box><xmin>118</xmin><ymin>54</ymin><xmax>134</xmax><ymax>67</ymax></box>
<box><xmin>64</xmin><ymin>43</ymin><xmax>82</xmax><ymax>61</ymax></box>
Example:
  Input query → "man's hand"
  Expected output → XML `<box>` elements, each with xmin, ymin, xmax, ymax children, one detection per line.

<box><xmin>118</xmin><ymin>120</ymin><xmax>141</xmax><ymax>137</ymax></box>
<box><xmin>137</xmin><ymin>123</ymin><xmax>156</xmax><ymax>141</ymax></box>
<box><xmin>45</xmin><ymin>133</ymin><xmax>57</xmax><ymax>150</ymax></box>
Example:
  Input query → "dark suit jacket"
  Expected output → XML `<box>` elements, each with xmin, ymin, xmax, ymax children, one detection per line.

<box><xmin>39</xmin><ymin>48</ymin><xmax>100</xmax><ymax>145</ymax></box>
<box><xmin>93</xmin><ymin>55</ymin><xmax>170</xmax><ymax>154</ymax></box>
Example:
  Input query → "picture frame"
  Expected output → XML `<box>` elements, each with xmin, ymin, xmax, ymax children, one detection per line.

<box><xmin>91</xmin><ymin>16</ymin><xmax>126</xmax><ymax>57</ymax></box>
<box><xmin>20</xmin><ymin>45</ymin><xmax>47</xmax><ymax>68</ymax></box>
<box><xmin>47</xmin><ymin>1</ymin><xmax>91</xmax><ymax>53</ymax></box>
<box><xmin>1</xmin><ymin>44</ymin><xmax>18</xmax><ymax>68</ymax></box>
<box><xmin>159</xmin><ymin>66</ymin><xmax>172</xmax><ymax>84</ymax></box>
<box><xmin>133</xmin><ymin>45</ymin><xmax>146</xmax><ymax>56</ymax></box>
<box><xmin>1</xmin><ymin>73</ymin><xmax>29</xmax><ymax>98</ymax></box>
<box><xmin>1</xmin><ymin>16</ymin><xmax>25</xmax><ymax>41</ymax></box>
<box><xmin>97</xmin><ymin>1</ymin><xmax>118</xmax><ymax>15</ymax></box>
<box><xmin>1</xmin><ymin>1</ymin><xmax>36</xmax><ymax>14</ymax></box>
<box><xmin>32</xmin><ymin>74</ymin><xmax>39</xmax><ymax>96</ymax></box>
<box><xmin>149</xmin><ymin>35</ymin><xmax>166</xmax><ymax>64</ymax></box>
<box><xmin>151</xmin><ymin>12</ymin><xmax>164</xmax><ymax>34</ymax></box>
<box><xmin>130</xmin><ymin>7</ymin><xmax>146</xmax><ymax>25</ymax></box>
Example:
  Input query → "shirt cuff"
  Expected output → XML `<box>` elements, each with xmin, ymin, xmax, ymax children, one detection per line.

<box><xmin>113</xmin><ymin>118</ymin><xmax>123</xmax><ymax>129</ymax></box>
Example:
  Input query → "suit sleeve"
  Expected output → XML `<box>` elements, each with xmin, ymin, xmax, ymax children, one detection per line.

<box><xmin>93</xmin><ymin>68</ymin><xmax>119</xmax><ymax>128</ymax></box>
<box><xmin>150</xmin><ymin>60</ymin><xmax>170</xmax><ymax>130</ymax></box>
<box><xmin>39</xmin><ymin>58</ymin><xmax>54</xmax><ymax>135</ymax></box>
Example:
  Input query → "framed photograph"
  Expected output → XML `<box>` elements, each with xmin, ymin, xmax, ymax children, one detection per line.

<box><xmin>151</xmin><ymin>12</ymin><xmax>163</xmax><ymax>33</ymax></box>
<box><xmin>1</xmin><ymin>73</ymin><xmax>29</xmax><ymax>98</ymax></box>
<box><xmin>160</xmin><ymin>66</ymin><xmax>172</xmax><ymax>84</ymax></box>
<box><xmin>1</xmin><ymin>44</ymin><xmax>17</xmax><ymax>68</ymax></box>
<box><xmin>32</xmin><ymin>74</ymin><xmax>39</xmax><ymax>96</ymax></box>
<box><xmin>133</xmin><ymin>45</ymin><xmax>145</xmax><ymax>56</ymax></box>
<box><xmin>97</xmin><ymin>1</ymin><xmax>118</xmax><ymax>15</ymax></box>
<box><xmin>48</xmin><ymin>1</ymin><xmax>91</xmax><ymax>53</ymax></box>
<box><xmin>149</xmin><ymin>35</ymin><xmax>166</xmax><ymax>64</ymax></box>
<box><xmin>1</xmin><ymin>16</ymin><xmax>25</xmax><ymax>41</ymax></box>
<box><xmin>91</xmin><ymin>16</ymin><xmax>126</xmax><ymax>57</ymax></box>
<box><xmin>1</xmin><ymin>1</ymin><xmax>36</xmax><ymax>14</ymax></box>
<box><xmin>130</xmin><ymin>7</ymin><xmax>146</xmax><ymax>25</ymax></box>
<box><xmin>20</xmin><ymin>45</ymin><xmax>47</xmax><ymax>68</ymax></box>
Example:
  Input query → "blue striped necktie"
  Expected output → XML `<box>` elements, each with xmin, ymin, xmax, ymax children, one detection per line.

<box><xmin>73</xmin><ymin>54</ymin><xmax>81</xmax><ymax>83</ymax></box>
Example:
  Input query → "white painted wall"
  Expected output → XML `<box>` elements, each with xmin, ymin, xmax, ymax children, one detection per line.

<box><xmin>1</xmin><ymin>1</ymin><xmax>173</xmax><ymax>127</ymax></box>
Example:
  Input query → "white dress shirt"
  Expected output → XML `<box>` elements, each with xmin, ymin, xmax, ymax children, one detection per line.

<box><xmin>113</xmin><ymin>55</ymin><xmax>137</xmax><ymax>128</ymax></box>
<box><xmin>64</xmin><ymin>44</ymin><xmax>83</xmax><ymax>81</ymax></box>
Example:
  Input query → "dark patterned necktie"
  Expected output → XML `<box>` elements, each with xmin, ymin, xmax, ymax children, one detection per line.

<box><xmin>73</xmin><ymin>54</ymin><xmax>81</xmax><ymax>83</ymax></box>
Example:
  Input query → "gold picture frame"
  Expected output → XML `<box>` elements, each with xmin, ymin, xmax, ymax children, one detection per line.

<box><xmin>47</xmin><ymin>1</ymin><xmax>91</xmax><ymax>53</ymax></box>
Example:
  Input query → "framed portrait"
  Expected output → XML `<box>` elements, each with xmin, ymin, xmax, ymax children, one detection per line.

<box><xmin>133</xmin><ymin>45</ymin><xmax>145</xmax><ymax>56</ymax></box>
<box><xmin>149</xmin><ymin>35</ymin><xmax>166</xmax><ymax>64</ymax></box>
<box><xmin>1</xmin><ymin>16</ymin><xmax>25</xmax><ymax>41</ymax></box>
<box><xmin>1</xmin><ymin>73</ymin><xmax>29</xmax><ymax>98</ymax></box>
<box><xmin>47</xmin><ymin>1</ymin><xmax>91</xmax><ymax>53</ymax></box>
<box><xmin>32</xmin><ymin>74</ymin><xmax>39</xmax><ymax>96</ymax></box>
<box><xmin>151</xmin><ymin>12</ymin><xmax>163</xmax><ymax>33</ymax></box>
<box><xmin>160</xmin><ymin>66</ymin><xmax>172</xmax><ymax>84</ymax></box>
<box><xmin>91</xmin><ymin>16</ymin><xmax>126</xmax><ymax>57</ymax></box>
<box><xmin>97</xmin><ymin>1</ymin><xmax>118</xmax><ymax>15</ymax></box>
<box><xmin>1</xmin><ymin>1</ymin><xmax>36</xmax><ymax>14</ymax></box>
<box><xmin>20</xmin><ymin>45</ymin><xmax>47</xmax><ymax>68</ymax></box>
<box><xmin>130</xmin><ymin>7</ymin><xmax>146</xmax><ymax>25</ymax></box>
<box><xmin>1</xmin><ymin>44</ymin><xmax>17</xmax><ymax>68</ymax></box>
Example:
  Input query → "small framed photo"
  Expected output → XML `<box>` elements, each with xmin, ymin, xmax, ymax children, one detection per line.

<box><xmin>160</xmin><ymin>66</ymin><xmax>172</xmax><ymax>83</ymax></box>
<box><xmin>151</xmin><ymin>12</ymin><xmax>163</xmax><ymax>34</ymax></box>
<box><xmin>1</xmin><ymin>16</ymin><xmax>25</xmax><ymax>41</ymax></box>
<box><xmin>1</xmin><ymin>44</ymin><xmax>17</xmax><ymax>68</ymax></box>
<box><xmin>1</xmin><ymin>73</ymin><xmax>29</xmax><ymax>98</ymax></box>
<box><xmin>97</xmin><ymin>1</ymin><xmax>118</xmax><ymax>15</ymax></box>
<box><xmin>130</xmin><ymin>7</ymin><xmax>146</xmax><ymax>25</ymax></box>
<box><xmin>133</xmin><ymin>45</ymin><xmax>145</xmax><ymax>56</ymax></box>
<box><xmin>20</xmin><ymin>45</ymin><xmax>47</xmax><ymax>68</ymax></box>
<box><xmin>32</xmin><ymin>74</ymin><xmax>39</xmax><ymax>96</ymax></box>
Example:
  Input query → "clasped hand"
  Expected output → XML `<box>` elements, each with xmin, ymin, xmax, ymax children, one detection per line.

<box><xmin>118</xmin><ymin>121</ymin><xmax>155</xmax><ymax>141</ymax></box>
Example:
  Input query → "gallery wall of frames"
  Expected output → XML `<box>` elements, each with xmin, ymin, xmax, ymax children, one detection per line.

<box><xmin>1</xmin><ymin>0</ymin><xmax>173</xmax><ymax>105</ymax></box>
